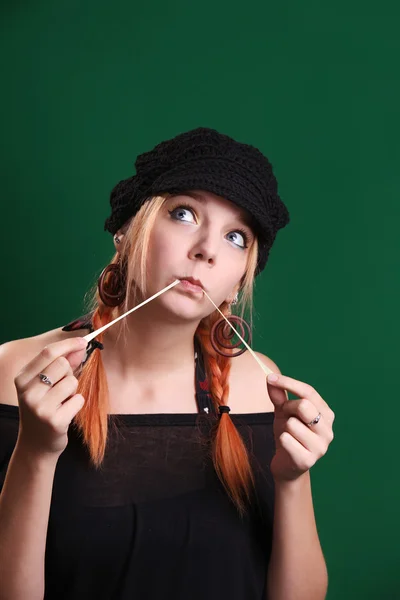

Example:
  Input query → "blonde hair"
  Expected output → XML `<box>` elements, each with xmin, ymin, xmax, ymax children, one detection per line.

<box><xmin>75</xmin><ymin>194</ymin><xmax>259</xmax><ymax>516</ymax></box>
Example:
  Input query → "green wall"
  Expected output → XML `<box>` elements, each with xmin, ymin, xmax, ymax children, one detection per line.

<box><xmin>1</xmin><ymin>1</ymin><xmax>399</xmax><ymax>598</ymax></box>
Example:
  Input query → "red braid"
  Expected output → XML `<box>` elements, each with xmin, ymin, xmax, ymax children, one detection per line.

<box><xmin>197</xmin><ymin>314</ymin><xmax>255</xmax><ymax>516</ymax></box>
<box><xmin>74</xmin><ymin>306</ymin><xmax>114</xmax><ymax>466</ymax></box>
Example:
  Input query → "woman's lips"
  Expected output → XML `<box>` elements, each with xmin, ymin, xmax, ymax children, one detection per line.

<box><xmin>178</xmin><ymin>279</ymin><xmax>204</xmax><ymax>294</ymax></box>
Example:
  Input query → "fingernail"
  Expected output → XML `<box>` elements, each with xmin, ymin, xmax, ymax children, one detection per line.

<box><xmin>268</xmin><ymin>374</ymin><xmax>279</xmax><ymax>383</ymax></box>
<box><xmin>77</xmin><ymin>338</ymin><xmax>88</xmax><ymax>347</ymax></box>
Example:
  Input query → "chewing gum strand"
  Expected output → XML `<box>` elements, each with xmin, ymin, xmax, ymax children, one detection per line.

<box><xmin>83</xmin><ymin>279</ymin><xmax>181</xmax><ymax>343</ymax></box>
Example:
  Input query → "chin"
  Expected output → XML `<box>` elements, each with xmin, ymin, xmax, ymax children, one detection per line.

<box><xmin>161</xmin><ymin>294</ymin><xmax>208</xmax><ymax>322</ymax></box>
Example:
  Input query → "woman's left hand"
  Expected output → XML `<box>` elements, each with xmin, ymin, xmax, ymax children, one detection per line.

<box><xmin>266</xmin><ymin>373</ymin><xmax>335</xmax><ymax>482</ymax></box>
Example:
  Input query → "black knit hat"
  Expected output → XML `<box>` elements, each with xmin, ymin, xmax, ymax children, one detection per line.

<box><xmin>104</xmin><ymin>127</ymin><xmax>290</xmax><ymax>274</ymax></box>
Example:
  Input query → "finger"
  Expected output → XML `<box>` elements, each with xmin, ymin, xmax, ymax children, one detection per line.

<box><xmin>57</xmin><ymin>393</ymin><xmax>85</xmax><ymax>424</ymax></box>
<box><xmin>267</xmin><ymin>374</ymin><xmax>324</xmax><ymax>407</ymax></box>
<box><xmin>38</xmin><ymin>375</ymin><xmax>80</xmax><ymax>414</ymax></box>
<box><xmin>279</xmin><ymin>432</ymin><xmax>317</xmax><ymax>472</ymax></box>
<box><xmin>66</xmin><ymin>349</ymin><xmax>88</xmax><ymax>374</ymax></box>
<box><xmin>288</xmin><ymin>414</ymin><xmax>332</xmax><ymax>444</ymax></box>
<box><xmin>282</xmin><ymin>397</ymin><xmax>335</xmax><ymax>427</ymax></box>
<box><xmin>285</xmin><ymin>416</ymin><xmax>328</xmax><ymax>454</ymax></box>
<box><xmin>20</xmin><ymin>357</ymin><xmax>75</xmax><ymax>405</ymax></box>
<box><xmin>266</xmin><ymin>378</ymin><xmax>289</xmax><ymax>409</ymax></box>
<box><xmin>282</xmin><ymin>398</ymin><xmax>323</xmax><ymax>424</ymax></box>
<box><xmin>15</xmin><ymin>338</ymin><xmax>88</xmax><ymax>390</ymax></box>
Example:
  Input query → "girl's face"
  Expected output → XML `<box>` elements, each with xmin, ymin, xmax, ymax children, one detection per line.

<box><xmin>145</xmin><ymin>190</ymin><xmax>255</xmax><ymax>321</ymax></box>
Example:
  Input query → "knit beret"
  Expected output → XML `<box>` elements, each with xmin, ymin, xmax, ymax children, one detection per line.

<box><xmin>104</xmin><ymin>127</ymin><xmax>290</xmax><ymax>274</ymax></box>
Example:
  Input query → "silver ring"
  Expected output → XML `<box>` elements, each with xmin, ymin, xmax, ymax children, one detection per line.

<box><xmin>307</xmin><ymin>412</ymin><xmax>322</xmax><ymax>426</ymax></box>
<box><xmin>39</xmin><ymin>373</ymin><xmax>53</xmax><ymax>386</ymax></box>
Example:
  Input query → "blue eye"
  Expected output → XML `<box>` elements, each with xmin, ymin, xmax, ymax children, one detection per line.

<box><xmin>168</xmin><ymin>205</ymin><xmax>196</xmax><ymax>223</ymax></box>
<box><xmin>226</xmin><ymin>230</ymin><xmax>248</xmax><ymax>249</ymax></box>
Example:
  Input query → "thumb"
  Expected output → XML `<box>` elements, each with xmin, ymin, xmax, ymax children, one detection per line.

<box><xmin>66</xmin><ymin>347</ymin><xmax>88</xmax><ymax>372</ymax></box>
<box><xmin>266</xmin><ymin>376</ymin><xmax>288</xmax><ymax>410</ymax></box>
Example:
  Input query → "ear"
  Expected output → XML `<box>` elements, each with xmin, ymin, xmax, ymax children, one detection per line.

<box><xmin>113</xmin><ymin>232</ymin><xmax>125</xmax><ymax>252</ymax></box>
<box><xmin>112</xmin><ymin>223</ymin><xmax>129</xmax><ymax>251</ymax></box>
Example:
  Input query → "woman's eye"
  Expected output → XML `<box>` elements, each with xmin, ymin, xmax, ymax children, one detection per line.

<box><xmin>227</xmin><ymin>231</ymin><xmax>247</xmax><ymax>249</ymax></box>
<box><xmin>168</xmin><ymin>205</ymin><xmax>196</xmax><ymax>223</ymax></box>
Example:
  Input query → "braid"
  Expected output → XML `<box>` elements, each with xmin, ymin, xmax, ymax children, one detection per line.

<box><xmin>205</xmin><ymin>345</ymin><xmax>231</xmax><ymax>408</ymax></box>
<box><xmin>197</xmin><ymin>311</ymin><xmax>255</xmax><ymax>517</ymax></box>
<box><xmin>74</xmin><ymin>305</ymin><xmax>114</xmax><ymax>466</ymax></box>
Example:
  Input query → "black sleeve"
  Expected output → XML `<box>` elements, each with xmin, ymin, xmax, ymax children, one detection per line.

<box><xmin>0</xmin><ymin>405</ymin><xmax>20</xmax><ymax>493</ymax></box>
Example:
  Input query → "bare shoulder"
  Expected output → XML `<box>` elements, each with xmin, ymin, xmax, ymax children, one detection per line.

<box><xmin>228</xmin><ymin>349</ymin><xmax>282</xmax><ymax>414</ymax></box>
<box><xmin>0</xmin><ymin>324</ymin><xmax>83</xmax><ymax>407</ymax></box>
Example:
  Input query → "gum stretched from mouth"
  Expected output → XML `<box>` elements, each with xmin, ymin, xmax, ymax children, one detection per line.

<box><xmin>83</xmin><ymin>280</ymin><xmax>181</xmax><ymax>342</ymax></box>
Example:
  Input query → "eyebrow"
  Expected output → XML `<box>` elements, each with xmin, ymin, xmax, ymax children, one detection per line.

<box><xmin>179</xmin><ymin>191</ymin><xmax>255</xmax><ymax>231</ymax></box>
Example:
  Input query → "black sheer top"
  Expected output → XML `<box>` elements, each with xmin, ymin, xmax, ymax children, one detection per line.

<box><xmin>0</xmin><ymin>313</ymin><xmax>276</xmax><ymax>600</ymax></box>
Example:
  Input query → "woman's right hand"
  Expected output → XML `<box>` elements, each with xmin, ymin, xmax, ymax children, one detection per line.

<box><xmin>13</xmin><ymin>337</ymin><xmax>89</xmax><ymax>458</ymax></box>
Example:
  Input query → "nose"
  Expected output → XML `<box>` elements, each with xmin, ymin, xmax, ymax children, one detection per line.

<box><xmin>188</xmin><ymin>231</ymin><xmax>218</xmax><ymax>266</ymax></box>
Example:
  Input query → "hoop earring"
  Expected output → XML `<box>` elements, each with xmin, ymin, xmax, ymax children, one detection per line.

<box><xmin>210</xmin><ymin>316</ymin><xmax>252</xmax><ymax>357</ymax></box>
<box><xmin>97</xmin><ymin>256</ymin><xmax>127</xmax><ymax>307</ymax></box>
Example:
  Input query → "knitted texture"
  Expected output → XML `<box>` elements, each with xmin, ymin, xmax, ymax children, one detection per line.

<box><xmin>104</xmin><ymin>127</ymin><xmax>290</xmax><ymax>274</ymax></box>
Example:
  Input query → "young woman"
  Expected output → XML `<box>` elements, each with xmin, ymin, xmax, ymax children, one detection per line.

<box><xmin>0</xmin><ymin>127</ymin><xmax>335</xmax><ymax>600</ymax></box>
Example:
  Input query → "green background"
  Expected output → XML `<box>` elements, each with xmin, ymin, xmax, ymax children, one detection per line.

<box><xmin>1</xmin><ymin>1</ymin><xmax>399</xmax><ymax>598</ymax></box>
